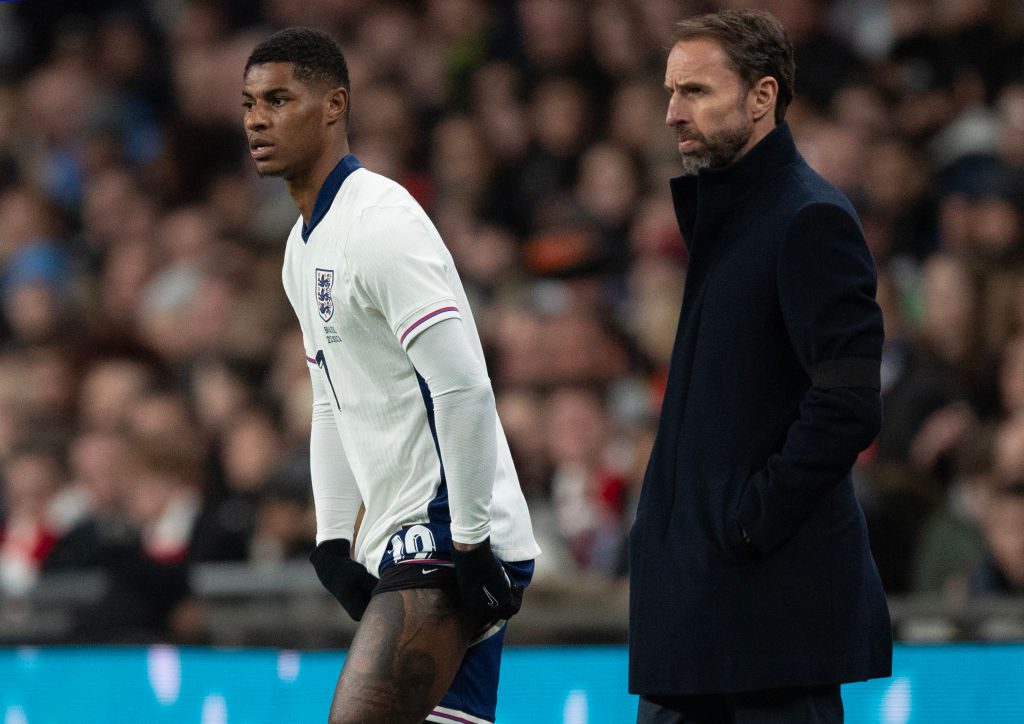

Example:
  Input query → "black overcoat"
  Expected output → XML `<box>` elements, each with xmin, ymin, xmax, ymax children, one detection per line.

<box><xmin>628</xmin><ymin>123</ymin><xmax>892</xmax><ymax>695</ymax></box>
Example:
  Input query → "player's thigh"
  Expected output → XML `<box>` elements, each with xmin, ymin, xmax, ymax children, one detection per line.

<box><xmin>328</xmin><ymin>586</ymin><xmax>475</xmax><ymax>724</ymax></box>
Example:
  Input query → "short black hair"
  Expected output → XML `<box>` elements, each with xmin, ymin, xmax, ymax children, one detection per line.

<box><xmin>675</xmin><ymin>10</ymin><xmax>795</xmax><ymax>124</ymax></box>
<box><xmin>244</xmin><ymin>27</ymin><xmax>350</xmax><ymax>93</ymax></box>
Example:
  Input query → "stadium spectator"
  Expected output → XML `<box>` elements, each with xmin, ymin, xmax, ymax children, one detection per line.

<box><xmin>876</xmin><ymin>253</ymin><xmax>988</xmax><ymax>472</ymax></box>
<box><xmin>76</xmin><ymin>358</ymin><xmax>157</xmax><ymax>432</ymax></box>
<box><xmin>910</xmin><ymin>426</ymin><xmax>992</xmax><ymax>597</ymax></box>
<box><xmin>44</xmin><ymin>430</ymin><xmax>135</xmax><ymax>572</ymax></box>
<box><xmin>250</xmin><ymin>456</ymin><xmax>316</xmax><ymax>563</ymax></box>
<box><xmin>205</xmin><ymin>406</ymin><xmax>289</xmax><ymax>562</ymax></box>
<box><xmin>546</xmin><ymin>386</ymin><xmax>629</xmax><ymax>577</ymax></box>
<box><xmin>969</xmin><ymin>477</ymin><xmax>1024</xmax><ymax>597</ymax></box>
<box><xmin>0</xmin><ymin>443</ymin><xmax>65</xmax><ymax>596</ymax></box>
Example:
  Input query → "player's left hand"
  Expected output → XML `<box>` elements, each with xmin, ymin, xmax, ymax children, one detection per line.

<box><xmin>451</xmin><ymin>537</ymin><xmax>522</xmax><ymax>621</ymax></box>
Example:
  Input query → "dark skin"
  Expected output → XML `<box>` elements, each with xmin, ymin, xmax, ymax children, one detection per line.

<box><xmin>331</xmin><ymin>588</ymin><xmax>482</xmax><ymax>724</ymax></box>
<box><xmin>242</xmin><ymin>61</ymin><xmax>482</xmax><ymax>723</ymax></box>
<box><xmin>242</xmin><ymin>61</ymin><xmax>350</xmax><ymax>224</ymax></box>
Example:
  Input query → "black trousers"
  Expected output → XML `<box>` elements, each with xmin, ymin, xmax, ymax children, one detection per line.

<box><xmin>637</xmin><ymin>685</ymin><xmax>844</xmax><ymax>724</ymax></box>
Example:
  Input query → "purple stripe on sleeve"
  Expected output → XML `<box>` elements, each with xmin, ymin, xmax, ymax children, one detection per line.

<box><xmin>400</xmin><ymin>306</ymin><xmax>459</xmax><ymax>344</ymax></box>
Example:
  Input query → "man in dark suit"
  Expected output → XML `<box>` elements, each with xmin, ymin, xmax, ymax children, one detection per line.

<box><xmin>629</xmin><ymin>10</ymin><xmax>892</xmax><ymax>723</ymax></box>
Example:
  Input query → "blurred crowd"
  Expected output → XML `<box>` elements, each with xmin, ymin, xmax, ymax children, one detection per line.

<box><xmin>1</xmin><ymin>0</ymin><xmax>1023</xmax><ymax>643</ymax></box>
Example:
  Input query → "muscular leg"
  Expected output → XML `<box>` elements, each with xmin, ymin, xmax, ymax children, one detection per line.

<box><xmin>327</xmin><ymin>586</ymin><xmax>479</xmax><ymax>724</ymax></box>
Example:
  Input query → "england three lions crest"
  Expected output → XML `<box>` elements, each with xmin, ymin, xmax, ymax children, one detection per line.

<box><xmin>315</xmin><ymin>268</ymin><xmax>335</xmax><ymax>322</ymax></box>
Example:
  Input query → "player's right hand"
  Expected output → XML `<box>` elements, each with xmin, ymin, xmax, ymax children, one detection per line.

<box><xmin>309</xmin><ymin>538</ymin><xmax>378</xmax><ymax>621</ymax></box>
<box><xmin>451</xmin><ymin>537</ymin><xmax>523</xmax><ymax>621</ymax></box>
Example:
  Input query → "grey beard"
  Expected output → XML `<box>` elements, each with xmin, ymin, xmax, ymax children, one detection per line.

<box><xmin>677</xmin><ymin>122</ymin><xmax>753</xmax><ymax>176</ymax></box>
<box><xmin>678</xmin><ymin>154</ymin><xmax>712</xmax><ymax>177</ymax></box>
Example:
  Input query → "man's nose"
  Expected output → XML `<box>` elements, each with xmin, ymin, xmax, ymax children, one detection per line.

<box><xmin>666</xmin><ymin>95</ymin><xmax>689</xmax><ymax>127</ymax></box>
<box><xmin>245</xmin><ymin>105</ymin><xmax>268</xmax><ymax>131</ymax></box>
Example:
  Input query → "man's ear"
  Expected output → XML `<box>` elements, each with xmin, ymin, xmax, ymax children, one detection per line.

<box><xmin>750</xmin><ymin>76</ymin><xmax>778</xmax><ymax>123</ymax></box>
<box><xmin>326</xmin><ymin>86</ymin><xmax>348</xmax><ymax>126</ymax></box>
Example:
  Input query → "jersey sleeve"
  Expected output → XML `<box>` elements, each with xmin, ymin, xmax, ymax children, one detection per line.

<box><xmin>406</xmin><ymin>318</ymin><xmax>497</xmax><ymax>545</ymax></box>
<box><xmin>349</xmin><ymin>204</ymin><xmax>462</xmax><ymax>349</ymax></box>
<box><xmin>308</xmin><ymin>362</ymin><xmax>364</xmax><ymax>546</ymax></box>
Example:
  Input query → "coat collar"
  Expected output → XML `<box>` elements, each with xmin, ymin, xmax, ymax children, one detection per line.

<box><xmin>670</xmin><ymin>122</ymin><xmax>798</xmax><ymax>244</ymax></box>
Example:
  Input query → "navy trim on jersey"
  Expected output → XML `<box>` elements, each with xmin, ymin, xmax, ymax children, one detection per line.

<box><xmin>301</xmin><ymin>153</ymin><xmax>363</xmax><ymax>243</ymax></box>
<box><xmin>415</xmin><ymin>371</ymin><xmax>452</xmax><ymax>526</ymax></box>
<box><xmin>428</xmin><ymin>483</ymin><xmax>452</xmax><ymax>525</ymax></box>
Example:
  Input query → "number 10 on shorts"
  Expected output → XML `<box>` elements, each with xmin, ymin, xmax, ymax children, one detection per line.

<box><xmin>388</xmin><ymin>524</ymin><xmax>437</xmax><ymax>562</ymax></box>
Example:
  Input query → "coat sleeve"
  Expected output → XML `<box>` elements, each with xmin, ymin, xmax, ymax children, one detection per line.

<box><xmin>734</xmin><ymin>201</ymin><xmax>884</xmax><ymax>556</ymax></box>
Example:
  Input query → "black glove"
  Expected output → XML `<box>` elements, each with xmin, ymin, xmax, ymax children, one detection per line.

<box><xmin>451</xmin><ymin>537</ymin><xmax>522</xmax><ymax>621</ymax></box>
<box><xmin>309</xmin><ymin>539</ymin><xmax>378</xmax><ymax>621</ymax></box>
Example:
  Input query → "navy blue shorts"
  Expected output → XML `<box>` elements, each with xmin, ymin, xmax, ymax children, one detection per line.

<box><xmin>374</xmin><ymin>524</ymin><xmax>534</xmax><ymax>724</ymax></box>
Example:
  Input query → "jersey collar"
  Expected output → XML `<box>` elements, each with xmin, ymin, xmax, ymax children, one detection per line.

<box><xmin>302</xmin><ymin>153</ymin><xmax>363</xmax><ymax>243</ymax></box>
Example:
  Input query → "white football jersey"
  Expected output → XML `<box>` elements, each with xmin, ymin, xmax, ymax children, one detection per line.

<box><xmin>282</xmin><ymin>155</ymin><xmax>540</xmax><ymax>574</ymax></box>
